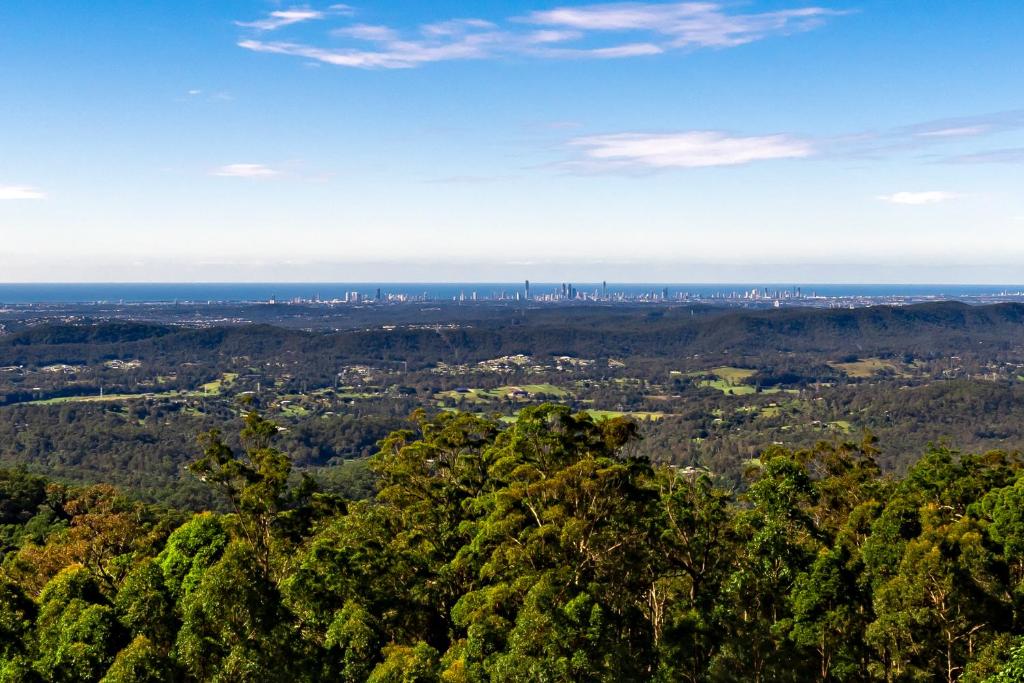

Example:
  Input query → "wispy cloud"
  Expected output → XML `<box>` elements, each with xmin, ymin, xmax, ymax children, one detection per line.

<box><xmin>944</xmin><ymin>147</ymin><xmax>1024</xmax><ymax>164</ymax></box>
<box><xmin>236</xmin><ymin>2</ymin><xmax>843</xmax><ymax>69</ymax></box>
<box><xmin>903</xmin><ymin>110</ymin><xmax>1024</xmax><ymax>139</ymax></box>
<box><xmin>520</xmin><ymin>2</ymin><xmax>843</xmax><ymax>49</ymax></box>
<box><xmin>237</xmin><ymin>5</ymin><xmax>352</xmax><ymax>32</ymax></box>
<box><xmin>832</xmin><ymin>109</ymin><xmax>1024</xmax><ymax>159</ymax></box>
<box><xmin>237</xmin><ymin>8</ymin><xmax>324</xmax><ymax>32</ymax></box>
<box><xmin>0</xmin><ymin>185</ymin><xmax>46</xmax><ymax>200</ymax></box>
<box><xmin>238</xmin><ymin>37</ymin><xmax>496</xmax><ymax>69</ymax></box>
<box><xmin>916</xmin><ymin>126</ymin><xmax>988</xmax><ymax>139</ymax></box>
<box><xmin>332</xmin><ymin>24</ymin><xmax>400</xmax><ymax>42</ymax></box>
<box><xmin>421</xmin><ymin>18</ymin><xmax>498</xmax><ymax>38</ymax></box>
<box><xmin>567</xmin><ymin>131</ymin><xmax>813</xmax><ymax>170</ymax></box>
<box><xmin>877</xmin><ymin>191</ymin><xmax>962</xmax><ymax>205</ymax></box>
<box><xmin>181</xmin><ymin>89</ymin><xmax>233</xmax><ymax>102</ymax></box>
<box><xmin>538</xmin><ymin>42</ymin><xmax>664</xmax><ymax>58</ymax></box>
<box><xmin>212</xmin><ymin>164</ymin><xmax>280</xmax><ymax>178</ymax></box>
<box><xmin>558</xmin><ymin>108</ymin><xmax>1024</xmax><ymax>174</ymax></box>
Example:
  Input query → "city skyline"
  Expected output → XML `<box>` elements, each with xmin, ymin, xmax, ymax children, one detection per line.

<box><xmin>2</xmin><ymin>1</ymin><xmax>1023</xmax><ymax>283</ymax></box>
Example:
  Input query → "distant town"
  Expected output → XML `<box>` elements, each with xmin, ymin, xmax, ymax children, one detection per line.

<box><xmin>217</xmin><ymin>281</ymin><xmax>1024</xmax><ymax>310</ymax></box>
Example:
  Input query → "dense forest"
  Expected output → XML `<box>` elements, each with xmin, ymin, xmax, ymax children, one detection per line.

<box><xmin>2</xmin><ymin>405</ymin><xmax>1024</xmax><ymax>681</ymax></box>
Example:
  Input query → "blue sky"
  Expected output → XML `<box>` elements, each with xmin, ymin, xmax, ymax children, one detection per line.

<box><xmin>1</xmin><ymin>1</ymin><xmax>1023</xmax><ymax>282</ymax></box>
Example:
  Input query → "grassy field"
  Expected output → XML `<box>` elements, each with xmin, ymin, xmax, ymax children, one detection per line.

<box><xmin>696</xmin><ymin>367</ymin><xmax>759</xmax><ymax>395</ymax></box>
<box><xmin>711</xmin><ymin>366</ymin><xmax>757</xmax><ymax>383</ymax></box>
<box><xmin>508</xmin><ymin>383</ymin><xmax>569</xmax><ymax>397</ymax></box>
<box><xmin>280</xmin><ymin>404</ymin><xmax>309</xmax><ymax>417</ymax></box>
<box><xmin>699</xmin><ymin>380</ymin><xmax>797</xmax><ymax>397</ymax></box>
<box><xmin>828</xmin><ymin>420</ymin><xmax>852</xmax><ymax>433</ymax></box>
<box><xmin>27</xmin><ymin>393</ymin><xmax>164</xmax><ymax>405</ymax></box>
<box><xmin>438</xmin><ymin>407</ymin><xmax>519</xmax><ymax>423</ymax></box>
<box><xmin>584</xmin><ymin>409</ymin><xmax>665</xmax><ymax>421</ymax></box>
<box><xmin>26</xmin><ymin>372</ymin><xmax>240</xmax><ymax>406</ymax></box>
<box><xmin>828</xmin><ymin>358</ymin><xmax>898</xmax><ymax>378</ymax></box>
<box><xmin>436</xmin><ymin>383</ymin><xmax>570</xmax><ymax>404</ymax></box>
<box><xmin>200</xmin><ymin>372</ymin><xmax>238</xmax><ymax>394</ymax></box>
<box><xmin>322</xmin><ymin>386</ymin><xmax>386</xmax><ymax>400</ymax></box>
<box><xmin>699</xmin><ymin>379</ymin><xmax>757</xmax><ymax>395</ymax></box>
<box><xmin>435</xmin><ymin>388</ymin><xmax>493</xmax><ymax>404</ymax></box>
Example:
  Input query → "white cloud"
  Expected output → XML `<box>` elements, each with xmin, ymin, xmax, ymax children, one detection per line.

<box><xmin>877</xmin><ymin>191</ymin><xmax>962</xmax><ymax>205</ymax></box>
<box><xmin>522</xmin><ymin>2</ymin><xmax>842</xmax><ymax>48</ymax></box>
<box><xmin>235</xmin><ymin>2</ymin><xmax>841</xmax><ymax>69</ymax></box>
<box><xmin>905</xmin><ymin>110</ymin><xmax>1024</xmax><ymax>139</ymax></box>
<box><xmin>333</xmin><ymin>24</ymin><xmax>400</xmax><ymax>42</ymax></box>
<box><xmin>421</xmin><ymin>19</ymin><xmax>497</xmax><ymax>38</ymax></box>
<box><xmin>916</xmin><ymin>126</ymin><xmax>988</xmax><ymax>138</ymax></box>
<box><xmin>945</xmin><ymin>147</ymin><xmax>1024</xmax><ymax>164</ymax></box>
<box><xmin>568</xmin><ymin>131</ymin><xmax>813</xmax><ymax>169</ymax></box>
<box><xmin>212</xmin><ymin>164</ymin><xmax>279</xmax><ymax>178</ymax></box>
<box><xmin>238</xmin><ymin>37</ymin><xmax>496</xmax><ymax>69</ymax></box>
<box><xmin>0</xmin><ymin>185</ymin><xmax>46</xmax><ymax>200</ymax></box>
<box><xmin>553</xmin><ymin>109</ymin><xmax>1024</xmax><ymax>173</ymax></box>
<box><xmin>787</xmin><ymin>109</ymin><xmax>1024</xmax><ymax>161</ymax></box>
<box><xmin>525</xmin><ymin>29</ymin><xmax>583</xmax><ymax>44</ymax></box>
<box><xmin>540</xmin><ymin>42</ymin><xmax>663</xmax><ymax>58</ymax></box>
<box><xmin>236</xmin><ymin>7</ymin><xmax>326</xmax><ymax>32</ymax></box>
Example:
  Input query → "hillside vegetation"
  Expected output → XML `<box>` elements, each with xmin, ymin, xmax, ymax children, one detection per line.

<box><xmin>1</xmin><ymin>406</ymin><xmax>1024</xmax><ymax>681</ymax></box>
<box><xmin>4</xmin><ymin>303</ymin><xmax>1024</xmax><ymax>507</ymax></box>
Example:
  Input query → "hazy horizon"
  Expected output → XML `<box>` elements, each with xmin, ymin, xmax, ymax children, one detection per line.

<box><xmin>4</xmin><ymin>261</ymin><xmax>1024</xmax><ymax>286</ymax></box>
<box><xmin>3</xmin><ymin>278</ymin><xmax>1024</xmax><ymax>286</ymax></box>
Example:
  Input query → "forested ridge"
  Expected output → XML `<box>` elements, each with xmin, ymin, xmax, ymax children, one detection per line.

<box><xmin>2</xmin><ymin>406</ymin><xmax>1024</xmax><ymax>681</ymax></box>
<box><xmin>5</xmin><ymin>303</ymin><xmax>1024</xmax><ymax>373</ymax></box>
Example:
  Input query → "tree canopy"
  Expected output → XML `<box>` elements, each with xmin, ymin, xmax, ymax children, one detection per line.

<box><xmin>1</xmin><ymin>406</ymin><xmax>1023</xmax><ymax>681</ymax></box>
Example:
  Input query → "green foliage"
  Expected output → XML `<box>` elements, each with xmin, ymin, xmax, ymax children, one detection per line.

<box><xmin>983</xmin><ymin>641</ymin><xmax>1024</xmax><ymax>682</ymax></box>
<box><xmin>33</xmin><ymin>566</ymin><xmax>124</xmax><ymax>683</ymax></box>
<box><xmin>789</xmin><ymin>545</ymin><xmax>870</xmax><ymax>681</ymax></box>
<box><xmin>100</xmin><ymin>635</ymin><xmax>174</xmax><ymax>683</ymax></box>
<box><xmin>975</xmin><ymin>471</ymin><xmax>1024</xmax><ymax>603</ymax></box>
<box><xmin>189</xmin><ymin>411</ymin><xmax>304</xmax><ymax>576</ymax></box>
<box><xmin>451</xmin><ymin>407</ymin><xmax>656</xmax><ymax>680</ymax></box>
<box><xmin>0</xmin><ymin>577</ymin><xmax>35</xmax><ymax>661</ymax></box>
<box><xmin>114</xmin><ymin>560</ymin><xmax>175</xmax><ymax>646</ymax></box>
<box><xmin>0</xmin><ymin>409</ymin><xmax>1022</xmax><ymax>681</ymax></box>
<box><xmin>367</xmin><ymin>642</ymin><xmax>440</xmax><ymax>683</ymax></box>
<box><xmin>174</xmin><ymin>541</ymin><xmax>299</xmax><ymax>681</ymax></box>
<box><xmin>156</xmin><ymin>512</ymin><xmax>228</xmax><ymax>603</ymax></box>
<box><xmin>324</xmin><ymin>600</ymin><xmax>382</xmax><ymax>682</ymax></box>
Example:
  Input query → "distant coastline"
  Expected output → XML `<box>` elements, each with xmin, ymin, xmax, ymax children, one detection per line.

<box><xmin>2</xmin><ymin>282</ymin><xmax>1024</xmax><ymax>305</ymax></box>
